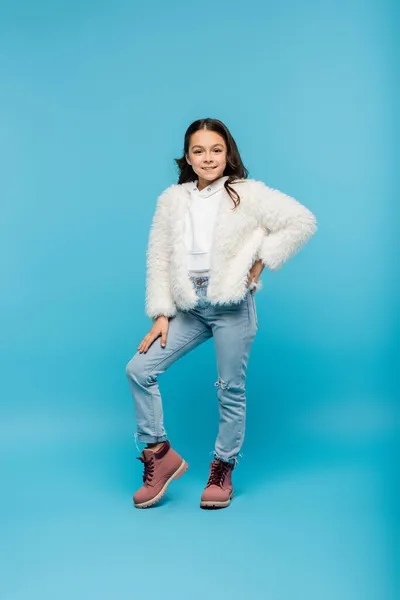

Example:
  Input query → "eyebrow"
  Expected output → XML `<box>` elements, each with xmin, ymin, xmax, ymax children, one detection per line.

<box><xmin>191</xmin><ymin>143</ymin><xmax>224</xmax><ymax>149</ymax></box>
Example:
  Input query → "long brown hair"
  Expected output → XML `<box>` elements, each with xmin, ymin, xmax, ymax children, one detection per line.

<box><xmin>174</xmin><ymin>118</ymin><xmax>249</xmax><ymax>209</ymax></box>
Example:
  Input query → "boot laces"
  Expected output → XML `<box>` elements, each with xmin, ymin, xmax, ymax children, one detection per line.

<box><xmin>137</xmin><ymin>455</ymin><xmax>155</xmax><ymax>483</ymax></box>
<box><xmin>207</xmin><ymin>460</ymin><xmax>231</xmax><ymax>487</ymax></box>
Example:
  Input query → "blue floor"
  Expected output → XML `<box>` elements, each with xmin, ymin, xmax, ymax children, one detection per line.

<box><xmin>1</xmin><ymin>411</ymin><xmax>394</xmax><ymax>600</ymax></box>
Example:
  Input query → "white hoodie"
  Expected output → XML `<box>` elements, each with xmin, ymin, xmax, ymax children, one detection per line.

<box><xmin>184</xmin><ymin>175</ymin><xmax>229</xmax><ymax>275</ymax></box>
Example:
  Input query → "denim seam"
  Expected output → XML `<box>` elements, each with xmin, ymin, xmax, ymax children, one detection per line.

<box><xmin>251</xmin><ymin>293</ymin><xmax>258</xmax><ymax>328</ymax></box>
<box><xmin>142</xmin><ymin>373</ymin><xmax>157</xmax><ymax>436</ymax></box>
<box><xmin>129</xmin><ymin>369</ymin><xmax>158</xmax><ymax>439</ymax></box>
<box><xmin>237</xmin><ymin>297</ymin><xmax>250</xmax><ymax>450</ymax></box>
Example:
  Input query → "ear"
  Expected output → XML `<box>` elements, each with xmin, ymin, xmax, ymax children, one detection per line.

<box><xmin>185</xmin><ymin>153</ymin><xmax>191</xmax><ymax>166</ymax></box>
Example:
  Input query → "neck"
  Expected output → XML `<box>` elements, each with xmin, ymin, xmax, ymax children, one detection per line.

<box><xmin>196</xmin><ymin>174</ymin><xmax>227</xmax><ymax>191</ymax></box>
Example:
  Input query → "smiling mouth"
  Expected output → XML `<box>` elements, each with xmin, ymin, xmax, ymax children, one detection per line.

<box><xmin>202</xmin><ymin>166</ymin><xmax>217</xmax><ymax>170</ymax></box>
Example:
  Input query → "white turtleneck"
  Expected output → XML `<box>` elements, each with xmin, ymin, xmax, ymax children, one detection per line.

<box><xmin>183</xmin><ymin>175</ymin><xmax>229</xmax><ymax>277</ymax></box>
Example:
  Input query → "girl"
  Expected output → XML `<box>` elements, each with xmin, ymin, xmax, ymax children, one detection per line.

<box><xmin>126</xmin><ymin>118</ymin><xmax>317</xmax><ymax>509</ymax></box>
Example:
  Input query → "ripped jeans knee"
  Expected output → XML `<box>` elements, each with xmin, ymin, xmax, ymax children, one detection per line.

<box><xmin>214</xmin><ymin>376</ymin><xmax>229</xmax><ymax>390</ymax></box>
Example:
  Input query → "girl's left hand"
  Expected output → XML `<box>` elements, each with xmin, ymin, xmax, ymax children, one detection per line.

<box><xmin>246</xmin><ymin>259</ymin><xmax>264</xmax><ymax>294</ymax></box>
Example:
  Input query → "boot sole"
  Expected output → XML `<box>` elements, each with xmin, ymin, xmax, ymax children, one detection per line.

<box><xmin>134</xmin><ymin>459</ymin><xmax>188</xmax><ymax>509</ymax></box>
<box><xmin>200</xmin><ymin>490</ymin><xmax>234</xmax><ymax>509</ymax></box>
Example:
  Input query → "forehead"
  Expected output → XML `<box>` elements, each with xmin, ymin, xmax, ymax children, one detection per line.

<box><xmin>190</xmin><ymin>130</ymin><xmax>225</xmax><ymax>148</ymax></box>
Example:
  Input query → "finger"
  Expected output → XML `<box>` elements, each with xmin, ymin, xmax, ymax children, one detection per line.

<box><xmin>138</xmin><ymin>337</ymin><xmax>148</xmax><ymax>350</ymax></box>
<box><xmin>138</xmin><ymin>334</ymin><xmax>155</xmax><ymax>353</ymax></box>
<box><xmin>145</xmin><ymin>336</ymin><xmax>157</xmax><ymax>352</ymax></box>
<box><xmin>161</xmin><ymin>333</ymin><xmax>167</xmax><ymax>348</ymax></box>
<box><xmin>139</xmin><ymin>335</ymin><xmax>151</xmax><ymax>347</ymax></box>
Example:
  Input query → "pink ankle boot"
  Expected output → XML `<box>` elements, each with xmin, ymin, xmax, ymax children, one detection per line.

<box><xmin>200</xmin><ymin>459</ymin><xmax>234</xmax><ymax>509</ymax></box>
<box><xmin>133</xmin><ymin>440</ymin><xmax>188</xmax><ymax>508</ymax></box>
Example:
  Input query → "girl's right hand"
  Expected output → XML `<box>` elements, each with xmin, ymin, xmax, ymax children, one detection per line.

<box><xmin>137</xmin><ymin>316</ymin><xmax>169</xmax><ymax>353</ymax></box>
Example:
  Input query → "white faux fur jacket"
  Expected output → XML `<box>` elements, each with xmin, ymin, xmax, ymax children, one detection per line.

<box><xmin>145</xmin><ymin>178</ymin><xmax>317</xmax><ymax>319</ymax></box>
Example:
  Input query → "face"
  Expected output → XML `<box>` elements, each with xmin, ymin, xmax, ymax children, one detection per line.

<box><xmin>186</xmin><ymin>129</ymin><xmax>227</xmax><ymax>189</ymax></box>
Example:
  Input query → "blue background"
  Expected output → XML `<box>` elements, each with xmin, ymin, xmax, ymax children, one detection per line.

<box><xmin>0</xmin><ymin>1</ymin><xmax>397</xmax><ymax>599</ymax></box>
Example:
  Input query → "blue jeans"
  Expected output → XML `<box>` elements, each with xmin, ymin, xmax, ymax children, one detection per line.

<box><xmin>125</xmin><ymin>276</ymin><xmax>258</xmax><ymax>465</ymax></box>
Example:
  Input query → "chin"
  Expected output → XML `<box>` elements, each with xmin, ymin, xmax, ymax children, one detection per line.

<box><xmin>204</xmin><ymin>170</ymin><xmax>224</xmax><ymax>179</ymax></box>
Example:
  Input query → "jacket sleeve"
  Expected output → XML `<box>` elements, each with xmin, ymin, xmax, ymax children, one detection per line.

<box><xmin>254</xmin><ymin>181</ymin><xmax>317</xmax><ymax>271</ymax></box>
<box><xmin>145</xmin><ymin>187</ymin><xmax>177</xmax><ymax>320</ymax></box>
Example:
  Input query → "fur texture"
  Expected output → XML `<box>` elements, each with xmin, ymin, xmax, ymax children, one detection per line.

<box><xmin>145</xmin><ymin>178</ymin><xmax>317</xmax><ymax>319</ymax></box>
